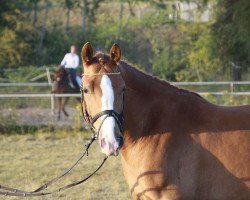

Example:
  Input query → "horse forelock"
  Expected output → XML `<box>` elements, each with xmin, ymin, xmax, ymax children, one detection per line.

<box><xmin>94</xmin><ymin>52</ymin><xmax>109</xmax><ymax>63</ymax></box>
<box><xmin>84</xmin><ymin>52</ymin><xmax>115</xmax><ymax>74</ymax></box>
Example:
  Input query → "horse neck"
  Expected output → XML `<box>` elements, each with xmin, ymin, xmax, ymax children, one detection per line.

<box><xmin>119</xmin><ymin>62</ymin><xmax>179</xmax><ymax>141</ymax></box>
<box><xmin>118</xmin><ymin>62</ymin><xmax>207</xmax><ymax>167</ymax></box>
<box><xmin>55</xmin><ymin>73</ymin><xmax>69</xmax><ymax>93</ymax></box>
<box><xmin>60</xmin><ymin>70</ymin><xmax>71</xmax><ymax>86</ymax></box>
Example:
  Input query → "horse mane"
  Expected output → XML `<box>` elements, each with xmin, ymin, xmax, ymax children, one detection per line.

<box><xmin>118</xmin><ymin>59</ymin><xmax>202</xmax><ymax>98</ymax></box>
<box><xmin>92</xmin><ymin>52</ymin><xmax>201</xmax><ymax>98</ymax></box>
<box><xmin>57</xmin><ymin>65</ymin><xmax>66</xmax><ymax>72</ymax></box>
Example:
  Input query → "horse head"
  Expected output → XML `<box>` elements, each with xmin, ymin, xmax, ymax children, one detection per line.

<box><xmin>53</xmin><ymin>65</ymin><xmax>68</xmax><ymax>92</ymax></box>
<box><xmin>81</xmin><ymin>42</ymin><xmax>125</xmax><ymax>156</ymax></box>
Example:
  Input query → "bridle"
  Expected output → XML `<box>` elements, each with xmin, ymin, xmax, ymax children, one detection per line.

<box><xmin>0</xmin><ymin>72</ymin><xmax>126</xmax><ymax>197</ymax></box>
<box><xmin>81</xmin><ymin>72</ymin><xmax>125</xmax><ymax>141</ymax></box>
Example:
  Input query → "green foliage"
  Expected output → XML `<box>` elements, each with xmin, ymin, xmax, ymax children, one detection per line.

<box><xmin>204</xmin><ymin>93</ymin><xmax>250</xmax><ymax>106</ymax></box>
<box><xmin>0</xmin><ymin>8</ymin><xmax>33</xmax><ymax>68</ymax></box>
<box><xmin>181</xmin><ymin>23</ymin><xmax>224</xmax><ymax>81</ymax></box>
<box><xmin>0</xmin><ymin>66</ymin><xmax>51</xmax><ymax>82</ymax></box>
<box><xmin>150</xmin><ymin>21</ymin><xmax>191</xmax><ymax>81</ymax></box>
<box><xmin>0</xmin><ymin>111</ymin><xmax>17</xmax><ymax>132</ymax></box>
<box><xmin>0</xmin><ymin>0</ymin><xmax>250</xmax><ymax>81</ymax></box>
<box><xmin>213</xmin><ymin>0</ymin><xmax>250</xmax><ymax>72</ymax></box>
<box><xmin>141</xmin><ymin>9</ymin><xmax>223</xmax><ymax>81</ymax></box>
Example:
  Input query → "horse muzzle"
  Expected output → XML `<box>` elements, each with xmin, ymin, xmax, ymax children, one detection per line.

<box><xmin>99</xmin><ymin>135</ymin><xmax>124</xmax><ymax>157</ymax></box>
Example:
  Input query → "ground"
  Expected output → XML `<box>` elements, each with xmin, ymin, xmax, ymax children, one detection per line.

<box><xmin>2</xmin><ymin>107</ymin><xmax>77</xmax><ymax>126</ymax></box>
<box><xmin>0</xmin><ymin>132</ymin><xmax>131</xmax><ymax>200</ymax></box>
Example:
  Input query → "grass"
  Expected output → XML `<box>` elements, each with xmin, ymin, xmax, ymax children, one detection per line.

<box><xmin>0</xmin><ymin>132</ymin><xmax>131</xmax><ymax>200</ymax></box>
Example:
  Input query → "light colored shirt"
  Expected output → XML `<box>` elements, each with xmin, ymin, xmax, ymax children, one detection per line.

<box><xmin>61</xmin><ymin>53</ymin><xmax>79</xmax><ymax>69</ymax></box>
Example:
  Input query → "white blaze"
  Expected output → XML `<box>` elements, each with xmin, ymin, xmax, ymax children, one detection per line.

<box><xmin>100</xmin><ymin>75</ymin><xmax>118</xmax><ymax>154</ymax></box>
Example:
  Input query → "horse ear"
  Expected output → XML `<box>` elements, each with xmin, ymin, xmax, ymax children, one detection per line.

<box><xmin>109</xmin><ymin>44</ymin><xmax>121</xmax><ymax>63</ymax></box>
<box><xmin>81</xmin><ymin>42</ymin><xmax>93</xmax><ymax>66</ymax></box>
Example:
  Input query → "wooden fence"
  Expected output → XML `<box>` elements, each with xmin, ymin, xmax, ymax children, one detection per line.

<box><xmin>1</xmin><ymin>81</ymin><xmax>250</xmax><ymax>117</ymax></box>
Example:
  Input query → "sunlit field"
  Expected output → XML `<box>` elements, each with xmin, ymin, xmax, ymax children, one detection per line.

<box><xmin>0</xmin><ymin>132</ymin><xmax>131</xmax><ymax>200</ymax></box>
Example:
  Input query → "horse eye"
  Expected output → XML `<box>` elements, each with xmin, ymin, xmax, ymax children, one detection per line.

<box><xmin>82</xmin><ymin>88</ymin><xmax>88</xmax><ymax>93</ymax></box>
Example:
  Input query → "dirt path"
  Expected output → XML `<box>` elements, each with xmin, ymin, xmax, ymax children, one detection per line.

<box><xmin>1</xmin><ymin>107</ymin><xmax>80</xmax><ymax>126</ymax></box>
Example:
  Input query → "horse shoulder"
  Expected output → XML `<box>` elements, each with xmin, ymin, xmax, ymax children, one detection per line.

<box><xmin>190</xmin><ymin>104</ymin><xmax>250</xmax><ymax>199</ymax></box>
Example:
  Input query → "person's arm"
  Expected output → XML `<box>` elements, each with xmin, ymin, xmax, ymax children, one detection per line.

<box><xmin>60</xmin><ymin>54</ymin><xmax>67</xmax><ymax>66</ymax></box>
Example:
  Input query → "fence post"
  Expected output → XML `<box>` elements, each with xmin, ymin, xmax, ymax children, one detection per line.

<box><xmin>230</xmin><ymin>82</ymin><xmax>234</xmax><ymax>93</ymax></box>
<box><xmin>51</xmin><ymin>93</ymin><xmax>55</xmax><ymax>121</ymax></box>
<box><xmin>46</xmin><ymin>68</ymin><xmax>55</xmax><ymax>120</ymax></box>
<box><xmin>51</xmin><ymin>92</ymin><xmax>55</xmax><ymax>120</ymax></box>
<box><xmin>46</xmin><ymin>68</ymin><xmax>52</xmax><ymax>85</ymax></box>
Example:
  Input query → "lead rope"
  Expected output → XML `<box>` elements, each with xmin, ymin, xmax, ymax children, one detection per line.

<box><xmin>0</xmin><ymin>112</ymin><xmax>110</xmax><ymax>197</ymax></box>
<box><xmin>0</xmin><ymin>136</ymin><xmax>95</xmax><ymax>195</ymax></box>
<box><xmin>0</xmin><ymin>156</ymin><xmax>108</xmax><ymax>197</ymax></box>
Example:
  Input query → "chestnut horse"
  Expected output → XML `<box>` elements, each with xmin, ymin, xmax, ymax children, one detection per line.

<box><xmin>53</xmin><ymin>66</ymin><xmax>80</xmax><ymax>119</ymax></box>
<box><xmin>81</xmin><ymin>42</ymin><xmax>250</xmax><ymax>200</ymax></box>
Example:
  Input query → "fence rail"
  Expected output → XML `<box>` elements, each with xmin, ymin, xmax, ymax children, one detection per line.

<box><xmin>0</xmin><ymin>82</ymin><xmax>52</xmax><ymax>87</ymax></box>
<box><xmin>198</xmin><ymin>92</ymin><xmax>250</xmax><ymax>96</ymax></box>
<box><xmin>1</xmin><ymin>81</ymin><xmax>250</xmax><ymax>117</ymax></box>
<box><xmin>1</xmin><ymin>92</ymin><xmax>250</xmax><ymax>115</ymax></box>
<box><xmin>1</xmin><ymin>81</ymin><xmax>250</xmax><ymax>87</ymax></box>
<box><xmin>1</xmin><ymin>92</ymin><xmax>250</xmax><ymax>99</ymax></box>
<box><xmin>172</xmin><ymin>81</ymin><xmax>250</xmax><ymax>85</ymax></box>
<box><xmin>0</xmin><ymin>93</ymin><xmax>81</xmax><ymax>98</ymax></box>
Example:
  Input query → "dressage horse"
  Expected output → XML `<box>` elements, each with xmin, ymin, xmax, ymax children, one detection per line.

<box><xmin>53</xmin><ymin>66</ymin><xmax>81</xmax><ymax>119</ymax></box>
<box><xmin>80</xmin><ymin>42</ymin><xmax>250</xmax><ymax>200</ymax></box>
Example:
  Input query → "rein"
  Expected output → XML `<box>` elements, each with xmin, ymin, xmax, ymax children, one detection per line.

<box><xmin>0</xmin><ymin>136</ymin><xmax>107</xmax><ymax>197</ymax></box>
<box><xmin>0</xmin><ymin>72</ymin><xmax>125</xmax><ymax>197</ymax></box>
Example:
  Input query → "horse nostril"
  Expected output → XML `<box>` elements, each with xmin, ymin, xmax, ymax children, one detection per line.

<box><xmin>101</xmin><ymin>138</ymin><xmax>106</xmax><ymax>148</ymax></box>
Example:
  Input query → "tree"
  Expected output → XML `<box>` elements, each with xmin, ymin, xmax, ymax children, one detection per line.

<box><xmin>63</xmin><ymin>0</ymin><xmax>77</xmax><ymax>31</ymax></box>
<box><xmin>0</xmin><ymin>1</ymin><xmax>34</xmax><ymax>68</ymax></box>
<box><xmin>80</xmin><ymin>0</ymin><xmax>105</xmax><ymax>32</ymax></box>
<box><xmin>213</xmin><ymin>0</ymin><xmax>250</xmax><ymax>80</ymax></box>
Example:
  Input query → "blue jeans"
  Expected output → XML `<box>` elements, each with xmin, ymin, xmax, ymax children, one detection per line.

<box><xmin>66</xmin><ymin>68</ymin><xmax>79</xmax><ymax>90</ymax></box>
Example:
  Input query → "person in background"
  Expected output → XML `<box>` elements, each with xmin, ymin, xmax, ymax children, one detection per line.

<box><xmin>61</xmin><ymin>45</ymin><xmax>80</xmax><ymax>90</ymax></box>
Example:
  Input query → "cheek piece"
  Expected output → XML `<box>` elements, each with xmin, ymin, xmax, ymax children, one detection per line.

<box><xmin>81</xmin><ymin>86</ymin><xmax>125</xmax><ymax>148</ymax></box>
